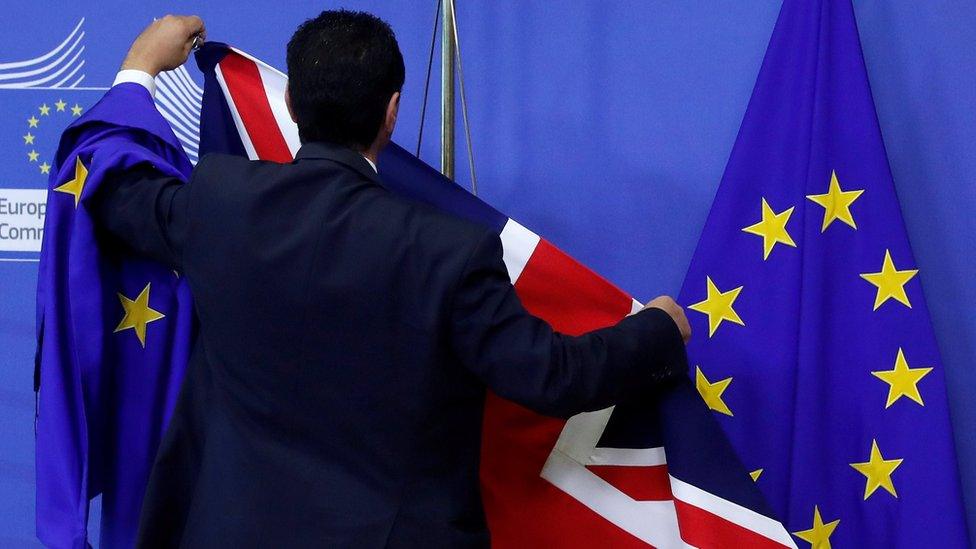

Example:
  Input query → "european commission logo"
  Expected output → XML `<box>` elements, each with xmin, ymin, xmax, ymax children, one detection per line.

<box><xmin>0</xmin><ymin>17</ymin><xmax>201</xmax><ymax>260</ymax></box>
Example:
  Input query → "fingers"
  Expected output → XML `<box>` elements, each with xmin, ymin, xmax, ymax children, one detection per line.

<box><xmin>644</xmin><ymin>295</ymin><xmax>692</xmax><ymax>343</ymax></box>
<box><xmin>674</xmin><ymin>307</ymin><xmax>692</xmax><ymax>343</ymax></box>
<box><xmin>184</xmin><ymin>15</ymin><xmax>206</xmax><ymax>47</ymax></box>
<box><xmin>185</xmin><ymin>15</ymin><xmax>205</xmax><ymax>36</ymax></box>
<box><xmin>124</xmin><ymin>14</ymin><xmax>205</xmax><ymax>75</ymax></box>
<box><xmin>159</xmin><ymin>14</ymin><xmax>205</xmax><ymax>43</ymax></box>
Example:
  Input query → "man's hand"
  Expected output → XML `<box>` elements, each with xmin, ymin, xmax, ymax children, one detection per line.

<box><xmin>644</xmin><ymin>296</ymin><xmax>691</xmax><ymax>343</ymax></box>
<box><xmin>121</xmin><ymin>15</ymin><xmax>205</xmax><ymax>77</ymax></box>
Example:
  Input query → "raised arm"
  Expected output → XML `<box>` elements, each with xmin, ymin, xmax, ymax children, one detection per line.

<box><xmin>86</xmin><ymin>15</ymin><xmax>207</xmax><ymax>269</ymax></box>
<box><xmin>89</xmin><ymin>164</ymin><xmax>191</xmax><ymax>270</ymax></box>
<box><xmin>450</xmin><ymin>231</ymin><xmax>690</xmax><ymax>418</ymax></box>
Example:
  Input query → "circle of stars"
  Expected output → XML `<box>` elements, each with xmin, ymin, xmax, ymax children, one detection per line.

<box><xmin>680</xmin><ymin>168</ymin><xmax>936</xmax><ymax>548</ymax></box>
<box><xmin>23</xmin><ymin>98</ymin><xmax>83</xmax><ymax>177</ymax></box>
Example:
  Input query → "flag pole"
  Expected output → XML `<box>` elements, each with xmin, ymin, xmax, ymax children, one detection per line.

<box><xmin>440</xmin><ymin>0</ymin><xmax>455</xmax><ymax>179</ymax></box>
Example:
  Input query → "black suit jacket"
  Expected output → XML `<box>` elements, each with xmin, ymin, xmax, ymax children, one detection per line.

<box><xmin>90</xmin><ymin>141</ymin><xmax>686</xmax><ymax>548</ymax></box>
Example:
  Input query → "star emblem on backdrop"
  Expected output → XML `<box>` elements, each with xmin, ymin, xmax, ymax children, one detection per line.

<box><xmin>21</xmin><ymin>98</ymin><xmax>84</xmax><ymax>177</ymax></box>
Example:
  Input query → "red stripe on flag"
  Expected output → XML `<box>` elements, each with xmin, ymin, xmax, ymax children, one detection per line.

<box><xmin>480</xmin><ymin>394</ymin><xmax>652</xmax><ymax>548</ymax></box>
<box><xmin>219</xmin><ymin>53</ymin><xmax>293</xmax><ymax>163</ymax></box>
<box><xmin>674</xmin><ymin>499</ymin><xmax>789</xmax><ymax>549</ymax></box>
<box><xmin>586</xmin><ymin>464</ymin><xmax>673</xmax><ymax>501</ymax></box>
<box><xmin>481</xmin><ymin>239</ymin><xmax>645</xmax><ymax>547</ymax></box>
<box><xmin>511</xmin><ymin>238</ymin><xmax>634</xmax><ymax>335</ymax></box>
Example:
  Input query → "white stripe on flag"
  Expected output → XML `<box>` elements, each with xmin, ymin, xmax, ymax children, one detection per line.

<box><xmin>589</xmin><ymin>446</ymin><xmax>667</xmax><ymax>467</ymax></box>
<box><xmin>669</xmin><ymin>476</ymin><xmax>798</xmax><ymax>549</ymax></box>
<box><xmin>499</xmin><ymin>218</ymin><xmax>540</xmax><ymax>284</ymax></box>
<box><xmin>214</xmin><ymin>64</ymin><xmax>258</xmax><ymax>160</ymax></box>
<box><xmin>541</xmin><ymin>449</ymin><xmax>691</xmax><ymax>548</ymax></box>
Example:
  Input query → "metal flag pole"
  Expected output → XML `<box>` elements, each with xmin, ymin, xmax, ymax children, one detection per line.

<box><xmin>449</xmin><ymin>0</ymin><xmax>478</xmax><ymax>196</ymax></box>
<box><xmin>440</xmin><ymin>0</ymin><xmax>456</xmax><ymax>180</ymax></box>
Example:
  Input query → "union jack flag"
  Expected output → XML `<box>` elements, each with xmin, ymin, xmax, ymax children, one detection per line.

<box><xmin>192</xmin><ymin>43</ymin><xmax>794</xmax><ymax>548</ymax></box>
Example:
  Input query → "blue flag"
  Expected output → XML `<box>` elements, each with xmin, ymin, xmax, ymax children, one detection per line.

<box><xmin>35</xmin><ymin>83</ymin><xmax>194</xmax><ymax>548</ymax></box>
<box><xmin>677</xmin><ymin>0</ymin><xmax>969</xmax><ymax>546</ymax></box>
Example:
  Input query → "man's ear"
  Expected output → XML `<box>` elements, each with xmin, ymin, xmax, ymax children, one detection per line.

<box><xmin>285</xmin><ymin>85</ymin><xmax>297</xmax><ymax>123</ymax></box>
<box><xmin>385</xmin><ymin>92</ymin><xmax>400</xmax><ymax>136</ymax></box>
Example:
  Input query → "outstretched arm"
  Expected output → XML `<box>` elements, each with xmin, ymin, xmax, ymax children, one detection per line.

<box><xmin>450</xmin><ymin>231</ymin><xmax>690</xmax><ymax>418</ymax></box>
<box><xmin>87</xmin><ymin>15</ymin><xmax>206</xmax><ymax>269</ymax></box>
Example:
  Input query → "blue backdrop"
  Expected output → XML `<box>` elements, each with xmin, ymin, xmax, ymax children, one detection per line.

<box><xmin>1</xmin><ymin>1</ymin><xmax>972</xmax><ymax>546</ymax></box>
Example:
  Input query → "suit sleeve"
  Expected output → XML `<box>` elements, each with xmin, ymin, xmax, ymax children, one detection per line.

<box><xmin>449</xmin><ymin>230</ymin><xmax>688</xmax><ymax>418</ymax></box>
<box><xmin>89</xmin><ymin>159</ymin><xmax>201</xmax><ymax>271</ymax></box>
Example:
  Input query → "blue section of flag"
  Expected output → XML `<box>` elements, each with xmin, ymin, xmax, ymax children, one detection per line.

<box><xmin>35</xmin><ymin>83</ymin><xmax>193</xmax><ymax>549</ymax></box>
<box><xmin>377</xmin><ymin>144</ymin><xmax>508</xmax><ymax>233</ymax></box>
<box><xmin>676</xmin><ymin>0</ymin><xmax>969</xmax><ymax>546</ymax></box>
<box><xmin>195</xmin><ymin>44</ymin><xmax>248</xmax><ymax>161</ymax></box>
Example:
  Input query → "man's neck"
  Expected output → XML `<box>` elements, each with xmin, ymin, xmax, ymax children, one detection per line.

<box><xmin>362</xmin><ymin>147</ymin><xmax>379</xmax><ymax>166</ymax></box>
<box><xmin>361</xmin><ymin>145</ymin><xmax>380</xmax><ymax>174</ymax></box>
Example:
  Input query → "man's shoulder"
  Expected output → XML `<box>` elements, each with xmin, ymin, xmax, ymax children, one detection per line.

<box><xmin>193</xmin><ymin>152</ymin><xmax>269</xmax><ymax>175</ymax></box>
<box><xmin>189</xmin><ymin>153</ymin><xmax>303</xmax><ymax>197</ymax></box>
<box><xmin>377</xmin><ymin>189</ymin><xmax>491</xmax><ymax>250</ymax></box>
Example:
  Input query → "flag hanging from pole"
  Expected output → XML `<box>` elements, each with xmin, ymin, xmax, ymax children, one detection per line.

<box><xmin>194</xmin><ymin>43</ymin><xmax>794</xmax><ymax>548</ymax></box>
<box><xmin>35</xmin><ymin>83</ymin><xmax>195</xmax><ymax>549</ymax></box>
<box><xmin>676</xmin><ymin>0</ymin><xmax>969</xmax><ymax>546</ymax></box>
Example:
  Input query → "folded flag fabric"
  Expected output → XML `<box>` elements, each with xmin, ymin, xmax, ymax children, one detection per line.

<box><xmin>35</xmin><ymin>83</ymin><xmax>195</xmax><ymax>548</ymax></box>
<box><xmin>194</xmin><ymin>43</ymin><xmax>794</xmax><ymax>548</ymax></box>
<box><xmin>676</xmin><ymin>0</ymin><xmax>969</xmax><ymax>546</ymax></box>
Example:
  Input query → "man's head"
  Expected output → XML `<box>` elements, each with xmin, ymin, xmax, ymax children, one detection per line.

<box><xmin>286</xmin><ymin>10</ymin><xmax>404</xmax><ymax>154</ymax></box>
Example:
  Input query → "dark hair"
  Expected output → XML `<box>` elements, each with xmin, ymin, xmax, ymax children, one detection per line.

<box><xmin>286</xmin><ymin>10</ymin><xmax>405</xmax><ymax>149</ymax></box>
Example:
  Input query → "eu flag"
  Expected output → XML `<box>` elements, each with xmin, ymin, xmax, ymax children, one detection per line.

<box><xmin>35</xmin><ymin>83</ymin><xmax>194</xmax><ymax>549</ymax></box>
<box><xmin>677</xmin><ymin>0</ymin><xmax>969</xmax><ymax>546</ymax></box>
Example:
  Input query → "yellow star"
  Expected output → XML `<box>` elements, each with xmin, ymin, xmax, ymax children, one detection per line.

<box><xmin>806</xmin><ymin>170</ymin><xmax>864</xmax><ymax>231</ymax></box>
<box><xmin>27</xmin><ymin>115</ymin><xmax>39</xmax><ymax>128</ymax></box>
<box><xmin>39</xmin><ymin>162</ymin><xmax>51</xmax><ymax>175</ymax></box>
<box><xmin>27</xmin><ymin>150</ymin><xmax>39</xmax><ymax>162</ymax></box>
<box><xmin>114</xmin><ymin>283</ymin><xmax>166</xmax><ymax>347</ymax></box>
<box><xmin>850</xmin><ymin>439</ymin><xmax>903</xmax><ymax>499</ymax></box>
<box><xmin>55</xmin><ymin>99</ymin><xmax>67</xmax><ymax>112</ymax></box>
<box><xmin>688</xmin><ymin>276</ymin><xmax>744</xmax><ymax>337</ymax></box>
<box><xmin>793</xmin><ymin>506</ymin><xmax>840</xmax><ymax>549</ymax></box>
<box><xmin>53</xmin><ymin>156</ymin><xmax>88</xmax><ymax>207</ymax></box>
<box><xmin>742</xmin><ymin>198</ymin><xmax>796</xmax><ymax>260</ymax></box>
<box><xmin>749</xmin><ymin>469</ymin><xmax>763</xmax><ymax>482</ymax></box>
<box><xmin>39</xmin><ymin>103</ymin><xmax>51</xmax><ymax>116</ymax></box>
<box><xmin>859</xmin><ymin>249</ymin><xmax>918</xmax><ymax>310</ymax></box>
<box><xmin>23</xmin><ymin>132</ymin><xmax>35</xmax><ymax>145</ymax></box>
<box><xmin>872</xmin><ymin>348</ymin><xmax>932</xmax><ymax>408</ymax></box>
<box><xmin>71</xmin><ymin>103</ymin><xmax>83</xmax><ymax>116</ymax></box>
<box><xmin>695</xmin><ymin>366</ymin><xmax>733</xmax><ymax>416</ymax></box>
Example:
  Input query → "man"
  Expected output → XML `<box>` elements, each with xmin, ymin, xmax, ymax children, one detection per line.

<box><xmin>93</xmin><ymin>11</ymin><xmax>691</xmax><ymax>548</ymax></box>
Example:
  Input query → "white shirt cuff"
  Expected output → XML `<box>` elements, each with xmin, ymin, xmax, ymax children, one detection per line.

<box><xmin>113</xmin><ymin>69</ymin><xmax>157</xmax><ymax>98</ymax></box>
